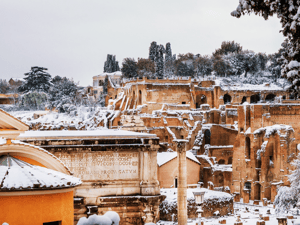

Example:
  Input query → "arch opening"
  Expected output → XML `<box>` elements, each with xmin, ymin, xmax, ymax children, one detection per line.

<box><xmin>265</xmin><ymin>94</ymin><xmax>276</xmax><ymax>102</ymax></box>
<box><xmin>223</xmin><ymin>94</ymin><xmax>231</xmax><ymax>104</ymax></box>
<box><xmin>250</xmin><ymin>94</ymin><xmax>260</xmax><ymax>104</ymax></box>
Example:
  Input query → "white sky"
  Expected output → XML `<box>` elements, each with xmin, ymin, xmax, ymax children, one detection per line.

<box><xmin>0</xmin><ymin>0</ymin><xmax>284</xmax><ymax>86</ymax></box>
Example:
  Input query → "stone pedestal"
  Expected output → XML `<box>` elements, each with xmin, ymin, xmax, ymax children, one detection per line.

<box><xmin>243</xmin><ymin>190</ymin><xmax>249</xmax><ymax>203</ymax></box>
<box><xmin>176</xmin><ymin>140</ymin><xmax>188</xmax><ymax>225</ymax></box>
<box><xmin>234</xmin><ymin>193</ymin><xmax>240</xmax><ymax>202</ymax></box>
<box><xmin>254</xmin><ymin>200</ymin><xmax>260</xmax><ymax>205</ymax></box>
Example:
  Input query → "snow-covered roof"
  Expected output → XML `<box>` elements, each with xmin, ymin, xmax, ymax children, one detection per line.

<box><xmin>18</xmin><ymin>129</ymin><xmax>157</xmax><ymax>140</ymax></box>
<box><xmin>157</xmin><ymin>151</ymin><xmax>200</xmax><ymax>167</ymax></box>
<box><xmin>0</xmin><ymin>155</ymin><xmax>81</xmax><ymax>191</ymax></box>
<box><xmin>95</xmin><ymin>71</ymin><xmax>122</xmax><ymax>77</ymax></box>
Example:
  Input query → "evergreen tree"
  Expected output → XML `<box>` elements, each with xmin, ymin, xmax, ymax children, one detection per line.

<box><xmin>149</xmin><ymin>41</ymin><xmax>157</xmax><ymax>62</ymax></box>
<box><xmin>213</xmin><ymin>41</ymin><xmax>242</xmax><ymax>56</ymax></box>
<box><xmin>155</xmin><ymin>45</ymin><xmax>165</xmax><ymax>79</ymax></box>
<box><xmin>18</xmin><ymin>67</ymin><xmax>52</xmax><ymax>93</ymax></box>
<box><xmin>137</xmin><ymin>58</ymin><xmax>155</xmax><ymax>78</ymax></box>
<box><xmin>165</xmin><ymin>42</ymin><xmax>175</xmax><ymax>76</ymax></box>
<box><xmin>48</xmin><ymin>76</ymin><xmax>78</xmax><ymax>113</ymax></box>
<box><xmin>256</xmin><ymin>52</ymin><xmax>268</xmax><ymax>71</ymax></box>
<box><xmin>104</xmin><ymin>54</ymin><xmax>120</xmax><ymax>73</ymax></box>
<box><xmin>231</xmin><ymin>0</ymin><xmax>300</xmax><ymax>97</ymax></box>
<box><xmin>194</xmin><ymin>55</ymin><xmax>213</xmax><ymax>77</ymax></box>
<box><xmin>176</xmin><ymin>62</ymin><xmax>194</xmax><ymax>77</ymax></box>
<box><xmin>0</xmin><ymin>79</ymin><xmax>9</xmax><ymax>94</ymax></box>
<box><xmin>213</xmin><ymin>55</ymin><xmax>231</xmax><ymax>76</ymax></box>
<box><xmin>121</xmin><ymin>58</ymin><xmax>138</xmax><ymax>78</ymax></box>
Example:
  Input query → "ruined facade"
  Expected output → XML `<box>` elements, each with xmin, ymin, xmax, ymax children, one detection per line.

<box><xmin>101</xmin><ymin>76</ymin><xmax>299</xmax><ymax>203</ymax></box>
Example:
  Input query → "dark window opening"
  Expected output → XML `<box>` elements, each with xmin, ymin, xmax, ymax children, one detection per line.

<box><xmin>283</xmin><ymin>95</ymin><xmax>286</xmax><ymax>100</ymax></box>
<box><xmin>244</xmin><ymin>182</ymin><xmax>251</xmax><ymax>190</ymax></box>
<box><xmin>175</xmin><ymin>178</ymin><xmax>178</xmax><ymax>188</ymax></box>
<box><xmin>165</xmin><ymin>136</ymin><xmax>168</xmax><ymax>141</ymax></box>
<box><xmin>182</xmin><ymin>102</ymin><xmax>186</xmax><ymax>104</ymax></box>
<box><xmin>224</xmin><ymin>94</ymin><xmax>231</xmax><ymax>104</ymax></box>
<box><xmin>180</xmin><ymin>135</ymin><xmax>184</xmax><ymax>139</ymax></box>
<box><xmin>43</xmin><ymin>221</ymin><xmax>61</xmax><ymax>225</ymax></box>
<box><xmin>115</xmin><ymin>95</ymin><xmax>117</xmax><ymax>99</ymax></box>
<box><xmin>250</xmin><ymin>94</ymin><xmax>260</xmax><ymax>104</ymax></box>
<box><xmin>241</xmin><ymin>96</ymin><xmax>247</xmax><ymax>104</ymax></box>
<box><xmin>290</xmin><ymin>93</ymin><xmax>295</xmax><ymax>99</ymax></box>
<box><xmin>228</xmin><ymin>157</ymin><xmax>233</xmax><ymax>164</ymax></box>
<box><xmin>246</xmin><ymin>137</ymin><xmax>251</xmax><ymax>159</ymax></box>
<box><xmin>265</xmin><ymin>94</ymin><xmax>276</xmax><ymax>102</ymax></box>
<box><xmin>204</xmin><ymin>130</ymin><xmax>211</xmax><ymax>145</ymax></box>
<box><xmin>218</xmin><ymin>159</ymin><xmax>225</xmax><ymax>165</ymax></box>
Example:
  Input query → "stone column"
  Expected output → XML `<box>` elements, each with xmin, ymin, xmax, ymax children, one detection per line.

<box><xmin>176</xmin><ymin>140</ymin><xmax>188</xmax><ymax>225</ymax></box>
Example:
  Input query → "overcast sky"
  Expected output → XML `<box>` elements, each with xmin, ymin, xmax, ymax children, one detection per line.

<box><xmin>0</xmin><ymin>0</ymin><xmax>284</xmax><ymax>86</ymax></box>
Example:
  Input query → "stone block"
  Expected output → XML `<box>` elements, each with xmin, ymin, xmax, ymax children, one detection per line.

<box><xmin>256</xmin><ymin>221</ymin><xmax>265</xmax><ymax>225</ymax></box>
<box><xmin>262</xmin><ymin>216</ymin><xmax>269</xmax><ymax>221</ymax></box>
<box><xmin>219</xmin><ymin>219</ymin><xmax>226</xmax><ymax>224</ymax></box>
<box><xmin>254</xmin><ymin>200</ymin><xmax>260</xmax><ymax>205</ymax></box>
<box><xmin>287</xmin><ymin>215</ymin><xmax>294</xmax><ymax>219</ymax></box>
<box><xmin>234</xmin><ymin>222</ymin><xmax>243</xmax><ymax>225</ymax></box>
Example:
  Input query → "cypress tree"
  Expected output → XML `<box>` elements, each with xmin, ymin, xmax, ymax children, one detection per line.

<box><xmin>149</xmin><ymin>42</ymin><xmax>157</xmax><ymax>62</ymax></box>
<box><xmin>104</xmin><ymin>54</ymin><xmax>120</xmax><ymax>73</ymax></box>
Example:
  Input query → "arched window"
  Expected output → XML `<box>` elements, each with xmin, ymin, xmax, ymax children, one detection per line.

<box><xmin>218</xmin><ymin>159</ymin><xmax>225</xmax><ymax>165</ymax></box>
<box><xmin>228</xmin><ymin>157</ymin><xmax>233</xmax><ymax>164</ymax></box>
<box><xmin>241</xmin><ymin>96</ymin><xmax>247</xmax><ymax>104</ymax></box>
<box><xmin>204</xmin><ymin>130</ymin><xmax>211</xmax><ymax>145</ymax></box>
<box><xmin>250</xmin><ymin>94</ymin><xmax>260</xmax><ymax>103</ymax></box>
<box><xmin>246</xmin><ymin>137</ymin><xmax>251</xmax><ymax>159</ymax></box>
<box><xmin>244</xmin><ymin>182</ymin><xmax>251</xmax><ymax>191</ymax></box>
<box><xmin>224</xmin><ymin>94</ymin><xmax>231</xmax><ymax>104</ymax></box>
<box><xmin>139</xmin><ymin>90</ymin><xmax>142</xmax><ymax>104</ymax></box>
<box><xmin>265</xmin><ymin>94</ymin><xmax>276</xmax><ymax>102</ymax></box>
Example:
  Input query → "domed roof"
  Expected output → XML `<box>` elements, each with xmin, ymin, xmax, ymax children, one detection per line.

<box><xmin>0</xmin><ymin>155</ymin><xmax>81</xmax><ymax>191</ymax></box>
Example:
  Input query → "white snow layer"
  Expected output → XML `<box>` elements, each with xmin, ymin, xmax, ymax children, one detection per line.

<box><xmin>157</xmin><ymin>151</ymin><xmax>200</xmax><ymax>167</ymax></box>
<box><xmin>0</xmin><ymin>155</ymin><xmax>81</xmax><ymax>191</ymax></box>
<box><xmin>19</xmin><ymin>129</ymin><xmax>156</xmax><ymax>139</ymax></box>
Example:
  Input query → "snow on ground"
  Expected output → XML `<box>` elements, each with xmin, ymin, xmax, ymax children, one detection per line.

<box><xmin>159</xmin><ymin>188</ymin><xmax>300</xmax><ymax>225</ymax></box>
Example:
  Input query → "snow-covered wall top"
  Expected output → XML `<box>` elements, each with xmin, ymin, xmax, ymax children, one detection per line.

<box><xmin>18</xmin><ymin>129</ymin><xmax>157</xmax><ymax>139</ymax></box>
<box><xmin>253</xmin><ymin>124</ymin><xmax>294</xmax><ymax>138</ymax></box>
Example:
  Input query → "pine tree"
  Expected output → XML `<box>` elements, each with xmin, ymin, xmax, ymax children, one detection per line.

<box><xmin>121</xmin><ymin>58</ymin><xmax>138</xmax><ymax>78</ymax></box>
<box><xmin>18</xmin><ymin>67</ymin><xmax>52</xmax><ymax>93</ymax></box>
<box><xmin>213</xmin><ymin>41</ymin><xmax>242</xmax><ymax>56</ymax></box>
<box><xmin>231</xmin><ymin>1</ymin><xmax>300</xmax><ymax>97</ymax></box>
